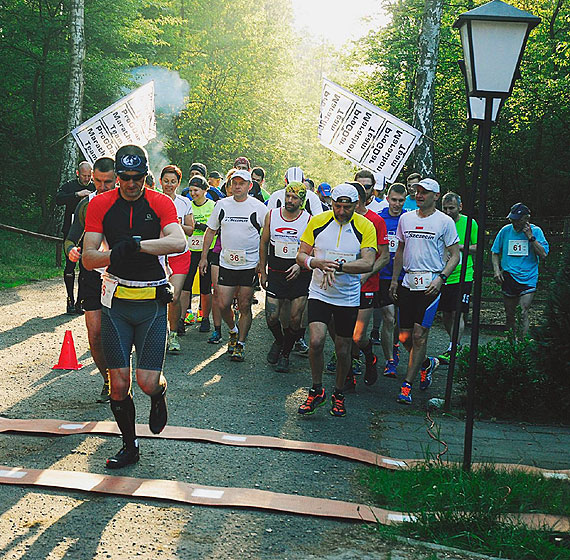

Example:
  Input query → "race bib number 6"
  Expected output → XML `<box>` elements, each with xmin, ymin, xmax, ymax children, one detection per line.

<box><xmin>508</xmin><ymin>239</ymin><xmax>529</xmax><ymax>256</ymax></box>
<box><xmin>388</xmin><ymin>234</ymin><xmax>398</xmax><ymax>253</ymax></box>
<box><xmin>274</xmin><ymin>240</ymin><xmax>299</xmax><ymax>258</ymax></box>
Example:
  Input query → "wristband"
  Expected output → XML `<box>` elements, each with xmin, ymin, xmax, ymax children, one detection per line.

<box><xmin>337</xmin><ymin>261</ymin><xmax>344</xmax><ymax>273</ymax></box>
<box><xmin>305</xmin><ymin>256</ymin><xmax>314</xmax><ymax>270</ymax></box>
<box><xmin>438</xmin><ymin>273</ymin><xmax>448</xmax><ymax>282</ymax></box>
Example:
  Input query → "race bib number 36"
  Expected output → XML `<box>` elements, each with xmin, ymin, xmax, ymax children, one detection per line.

<box><xmin>224</xmin><ymin>249</ymin><xmax>246</xmax><ymax>266</ymax></box>
<box><xmin>508</xmin><ymin>239</ymin><xmax>529</xmax><ymax>256</ymax></box>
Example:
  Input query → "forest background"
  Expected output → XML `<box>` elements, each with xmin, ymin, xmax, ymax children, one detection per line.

<box><xmin>0</xmin><ymin>0</ymin><xmax>568</xmax><ymax>235</ymax></box>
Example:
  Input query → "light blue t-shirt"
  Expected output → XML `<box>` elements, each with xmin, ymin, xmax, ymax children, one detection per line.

<box><xmin>491</xmin><ymin>224</ymin><xmax>549</xmax><ymax>287</ymax></box>
<box><xmin>402</xmin><ymin>195</ymin><xmax>418</xmax><ymax>212</ymax></box>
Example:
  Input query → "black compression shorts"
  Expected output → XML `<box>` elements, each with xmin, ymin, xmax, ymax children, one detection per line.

<box><xmin>101</xmin><ymin>299</ymin><xmax>167</xmax><ymax>371</ymax></box>
<box><xmin>308</xmin><ymin>299</ymin><xmax>358</xmax><ymax>338</ymax></box>
<box><xmin>266</xmin><ymin>269</ymin><xmax>310</xmax><ymax>300</ymax></box>
<box><xmin>78</xmin><ymin>266</ymin><xmax>102</xmax><ymax>312</ymax></box>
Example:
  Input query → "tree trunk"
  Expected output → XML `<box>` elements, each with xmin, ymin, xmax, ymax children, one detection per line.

<box><xmin>56</xmin><ymin>0</ymin><xmax>85</xmax><ymax>226</ymax></box>
<box><xmin>411</xmin><ymin>0</ymin><xmax>444</xmax><ymax>177</ymax></box>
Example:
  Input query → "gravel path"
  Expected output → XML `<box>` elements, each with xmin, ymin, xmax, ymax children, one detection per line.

<box><xmin>0</xmin><ymin>279</ymin><xmax>485</xmax><ymax>559</ymax></box>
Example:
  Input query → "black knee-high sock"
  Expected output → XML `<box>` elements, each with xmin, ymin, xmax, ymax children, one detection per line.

<box><xmin>282</xmin><ymin>327</ymin><xmax>298</xmax><ymax>358</ymax></box>
<box><xmin>110</xmin><ymin>394</ymin><xmax>136</xmax><ymax>448</ymax></box>
<box><xmin>268</xmin><ymin>321</ymin><xmax>284</xmax><ymax>345</ymax></box>
<box><xmin>64</xmin><ymin>272</ymin><xmax>75</xmax><ymax>302</ymax></box>
<box><xmin>361</xmin><ymin>339</ymin><xmax>375</xmax><ymax>363</ymax></box>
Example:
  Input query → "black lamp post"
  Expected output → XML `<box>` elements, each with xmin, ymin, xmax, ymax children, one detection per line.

<box><xmin>453</xmin><ymin>0</ymin><xmax>540</xmax><ymax>471</ymax></box>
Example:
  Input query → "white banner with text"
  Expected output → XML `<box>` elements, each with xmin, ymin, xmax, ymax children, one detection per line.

<box><xmin>72</xmin><ymin>82</ymin><xmax>156</xmax><ymax>163</ymax></box>
<box><xmin>319</xmin><ymin>79</ymin><xmax>421</xmax><ymax>182</ymax></box>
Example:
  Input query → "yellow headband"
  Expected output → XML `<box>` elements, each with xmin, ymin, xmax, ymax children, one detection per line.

<box><xmin>285</xmin><ymin>181</ymin><xmax>306</xmax><ymax>203</ymax></box>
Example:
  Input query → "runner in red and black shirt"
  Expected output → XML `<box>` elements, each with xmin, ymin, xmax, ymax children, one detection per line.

<box><xmin>83</xmin><ymin>145</ymin><xmax>186</xmax><ymax>470</ymax></box>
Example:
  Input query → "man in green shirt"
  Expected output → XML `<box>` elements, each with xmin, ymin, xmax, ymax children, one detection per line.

<box><xmin>438</xmin><ymin>192</ymin><xmax>478</xmax><ymax>363</ymax></box>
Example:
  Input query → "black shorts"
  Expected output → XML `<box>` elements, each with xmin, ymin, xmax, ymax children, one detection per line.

<box><xmin>266</xmin><ymin>269</ymin><xmax>310</xmax><ymax>300</ymax></box>
<box><xmin>378</xmin><ymin>278</ymin><xmax>398</xmax><ymax>308</ymax></box>
<box><xmin>501</xmin><ymin>271</ymin><xmax>535</xmax><ymax>298</ymax></box>
<box><xmin>182</xmin><ymin>251</ymin><xmax>212</xmax><ymax>295</ymax></box>
<box><xmin>78</xmin><ymin>265</ymin><xmax>102</xmax><ymax>311</ymax></box>
<box><xmin>101</xmin><ymin>299</ymin><xmax>167</xmax><ymax>371</ymax></box>
<box><xmin>359</xmin><ymin>291</ymin><xmax>378</xmax><ymax>310</ymax></box>
<box><xmin>438</xmin><ymin>281</ymin><xmax>473</xmax><ymax>313</ymax></box>
<box><xmin>308</xmin><ymin>299</ymin><xmax>358</xmax><ymax>338</ymax></box>
<box><xmin>218</xmin><ymin>266</ymin><xmax>257</xmax><ymax>288</ymax></box>
<box><xmin>397</xmin><ymin>286</ymin><xmax>440</xmax><ymax>330</ymax></box>
<box><xmin>208</xmin><ymin>251</ymin><xmax>220</xmax><ymax>267</ymax></box>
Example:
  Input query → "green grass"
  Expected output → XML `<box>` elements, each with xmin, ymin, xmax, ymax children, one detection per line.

<box><xmin>361</xmin><ymin>463</ymin><xmax>570</xmax><ymax>560</ymax></box>
<box><xmin>0</xmin><ymin>230</ymin><xmax>62</xmax><ymax>289</ymax></box>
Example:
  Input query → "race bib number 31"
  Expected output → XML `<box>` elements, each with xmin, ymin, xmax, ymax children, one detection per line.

<box><xmin>407</xmin><ymin>271</ymin><xmax>433</xmax><ymax>291</ymax></box>
<box><xmin>508</xmin><ymin>239</ymin><xmax>529</xmax><ymax>256</ymax></box>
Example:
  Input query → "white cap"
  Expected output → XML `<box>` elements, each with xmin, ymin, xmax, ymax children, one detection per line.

<box><xmin>416</xmin><ymin>178</ymin><xmax>440</xmax><ymax>193</ymax></box>
<box><xmin>331</xmin><ymin>183</ymin><xmax>359</xmax><ymax>202</ymax></box>
<box><xmin>232</xmin><ymin>169</ymin><xmax>252</xmax><ymax>182</ymax></box>
<box><xmin>285</xmin><ymin>166</ymin><xmax>304</xmax><ymax>184</ymax></box>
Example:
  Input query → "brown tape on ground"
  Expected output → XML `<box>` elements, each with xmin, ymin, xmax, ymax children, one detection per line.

<box><xmin>0</xmin><ymin>465</ymin><xmax>568</xmax><ymax>532</ymax></box>
<box><xmin>0</xmin><ymin>417</ymin><xmax>568</xmax><ymax>480</ymax></box>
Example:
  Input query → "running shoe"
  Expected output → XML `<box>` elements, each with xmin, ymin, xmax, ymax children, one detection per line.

<box><xmin>199</xmin><ymin>317</ymin><xmax>211</xmax><ymax>333</ymax></box>
<box><xmin>196</xmin><ymin>309</ymin><xmax>203</xmax><ymax>323</ymax></box>
<box><xmin>351</xmin><ymin>356</ymin><xmax>363</xmax><ymax>376</ymax></box>
<box><xmin>177</xmin><ymin>318</ymin><xmax>186</xmax><ymax>336</ymax></box>
<box><xmin>383</xmin><ymin>359</ymin><xmax>398</xmax><ymax>378</ymax></box>
<box><xmin>330</xmin><ymin>392</ymin><xmax>346</xmax><ymax>417</ymax></box>
<box><xmin>74</xmin><ymin>302</ymin><xmax>84</xmax><ymax>315</ymax></box>
<box><xmin>208</xmin><ymin>329</ymin><xmax>222</xmax><ymax>344</ymax></box>
<box><xmin>231</xmin><ymin>343</ymin><xmax>245</xmax><ymax>362</ymax></box>
<box><xmin>267</xmin><ymin>341</ymin><xmax>281</xmax><ymax>365</ymax></box>
<box><xmin>397</xmin><ymin>381</ymin><xmax>413</xmax><ymax>405</ymax></box>
<box><xmin>97</xmin><ymin>379</ymin><xmax>110</xmax><ymax>403</ymax></box>
<box><xmin>167</xmin><ymin>332</ymin><xmax>180</xmax><ymax>353</ymax></box>
<box><xmin>294</xmin><ymin>338</ymin><xmax>309</xmax><ymax>355</ymax></box>
<box><xmin>420</xmin><ymin>357</ymin><xmax>439</xmax><ymax>391</ymax></box>
<box><xmin>105</xmin><ymin>443</ymin><xmax>140</xmax><ymax>469</ymax></box>
<box><xmin>393</xmin><ymin>343</ymin><xmax>400</xmax><ymax>366</ymax></box>
<box><xmin>184</xmin><ymin>311</ymin><xmax>196</xmax><ymax>325</ymax></box>
<box><xmin>149</xmin><ymin>385</ymin><xmax>168</xmax><ymax>434</ymax></box>
<box><xmin>326</xmin><ymin>352</ymin><xmax>337</xmax><ymax>372</ymax></box>
<box><xmin>298</xmin><ymin>387</ymin><xmax>326</xmax><ymax>415</ymax></box>
<box><xmin>66</xmin><ymin>298</ymin><xmax>75</xmax><ymax>315</ymax></box>
<box><xmin>227</xmin><ymin>331</ymin><xmax>238</xmax><ymax>355</ymax></box>
<box><xmin>370</xmin><ymin>328</ymin><xmax>380</xmax><ymax>345</ymax></box>
<box><xmin>342</xmin><ymin>373</ymin><xmax>356</xmax><ymax>393</ymax></box>
<box><xmin>275</xmin><ymin>354</ymin><xmax>290</xmax><ymax>373</ymax></box>
<box><xmin>438</xmin><ymin>349</ymin><xmax>452</xmax><ymax>364</ymax></box>
<box><xmin>364</xmin><ymin>355</ymin><xmax>378</xmax><ymax>386</ymax></box>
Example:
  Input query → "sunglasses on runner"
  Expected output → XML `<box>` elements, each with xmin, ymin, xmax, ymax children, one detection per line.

<box><xmin>118</xmin><ymin>172</ymin><xmax>146</xmax><ymax>182</ymax></box>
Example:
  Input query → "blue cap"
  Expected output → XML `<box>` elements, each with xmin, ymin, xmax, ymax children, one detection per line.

<box><xmin>317</xmin><ymin>182</ymin><xmax>332</xmax><ymax>197</ymax></box>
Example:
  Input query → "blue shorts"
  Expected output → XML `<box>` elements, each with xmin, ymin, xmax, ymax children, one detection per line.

<box><xmin>101</xmin><ymin>299</ymin><xmax>167</xmax><ymax>371</ymax></box>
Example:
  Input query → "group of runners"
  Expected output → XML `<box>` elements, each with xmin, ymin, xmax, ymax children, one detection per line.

<box><xmin>61</xmin><ymin>144</ymin><xmax>549</xmax><ymax>469</ymax></box>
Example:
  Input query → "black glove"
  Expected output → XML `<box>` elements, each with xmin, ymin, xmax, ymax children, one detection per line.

<box><xmin>194</xmin><ymin>222</ymin><xmax>207</xmax><ymax>232</ymax></box>
<box><xmin>110</xmin><ymin>237</ymin><xmax>141</xmax><ymax>267</ymax></box>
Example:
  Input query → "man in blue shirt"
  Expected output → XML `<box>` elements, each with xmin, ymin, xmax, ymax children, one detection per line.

<box><xmin>491</xmin><ymin>203</ymin><xmax>549</xmax><ymax>338</ymax></box>
<box><xmin>403</xmin><ymin>172</ymin><xmax>420</xmax><ymax>212</ymax></box>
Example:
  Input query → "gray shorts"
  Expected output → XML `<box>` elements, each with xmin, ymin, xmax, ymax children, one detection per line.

<box><xmin>101</xmin><ymin>299</ymin><xmax>167</xmax><ymax>371</ymax></box>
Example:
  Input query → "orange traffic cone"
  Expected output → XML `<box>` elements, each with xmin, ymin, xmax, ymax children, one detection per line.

<box><xmin>52</xmin><ymin>330</ymin><xmax>83</xmax><ymax>370</ymax></box>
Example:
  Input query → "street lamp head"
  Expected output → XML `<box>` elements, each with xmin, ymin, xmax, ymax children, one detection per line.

<box><xmin>453</xmin><ymin>0</ymin><xmax>540</xmax><ymax>98</ymax></box>
<box><xmin>458</xmin><ymin>60</ymin><xmax>504</xmax><ymax>123</ymax></box>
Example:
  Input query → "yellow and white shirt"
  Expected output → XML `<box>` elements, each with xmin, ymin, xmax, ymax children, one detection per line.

<box><xmin>301</xmin><ymin>210</ymin><xmax>377</xmax><ymax>306</ymax></box>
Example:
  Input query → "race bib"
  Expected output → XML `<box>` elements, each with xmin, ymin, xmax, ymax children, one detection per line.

<box><xmin>388</xmin><ymin>234</ymin><xmax>398</xmax><ymax>253</ymax></box>
<box><xmin>508</xmin><ymin>239</ymin><xmax>528</xmax><ymax>256</ymax></box>
<box><xmin>325</xmin><ymin>250</ymin><xmax>357</xmax><ymax>265</ymax></box>
<box><xmin>224</xmin><ymin>249</ymin><xmax>246</xmax><ymax>266</ymax></box>
<box><xmin>406</xmin><ymin>271</ymin><xmax>433</xmax><ymax>291</ymax></box>
<box><xmin>274</xmin><ymin>240</ymin><xmax>299</xmax><ymax>258</ymax></box>
<box><xmin>100</xmin><ymin>276</ymin><xmax>118</xmax><ymax>308</ymax></box>
<box><xmin>189</xmin><ymin>235</ymin><xmax>204</xmax><ymax>251</ymax></box>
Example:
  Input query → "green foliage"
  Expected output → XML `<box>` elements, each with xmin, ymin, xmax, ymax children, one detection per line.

<box><xmin>362</xmin><ymin>462</ymin><xmax>570</xmax><ymax>560</ymax></box>
<box><xmin>0</xmin><ymin>231</ymin><xmax>61</xmax><ymax>289</ymax></box>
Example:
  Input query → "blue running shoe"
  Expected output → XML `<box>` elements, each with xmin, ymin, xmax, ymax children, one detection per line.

<box><xmin>383</xmin><ymin>359</ymin><xmax>397</xmax><ymax>378</ymax></box>
<box><xmin>393</xmin><ymin>343</ymin><xmax>400</xmax><ymax>366</ymax></box>
<box><xmin>397</xmin><ymin>381</ymin><xmax>412</xmax><ymax>405</ymax></box>
<box><xmin>420</xmin><ymin>357</ymin><xmax>439</xmax><ymax>390</ymax></box>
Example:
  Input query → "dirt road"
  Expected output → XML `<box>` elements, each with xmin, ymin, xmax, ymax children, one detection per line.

<box><xmin>0</xmin><ymin>279</ymin><xmax>483</xmax><ymax>559</ymax></box>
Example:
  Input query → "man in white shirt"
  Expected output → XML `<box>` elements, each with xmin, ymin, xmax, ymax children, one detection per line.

<box><xmin>389</xmin><ymin>178</ymin><xmax>460</xmax><ymax>406</ymax></box>
<box><xmin>267</xmin><ymin>167</ymin><xmax>324</xmax><ymax>217</ymax></box>
<box><xmin>199</xmin><ymin>170</ymin><xmax>268</xmax><ymax>362</ymax></box>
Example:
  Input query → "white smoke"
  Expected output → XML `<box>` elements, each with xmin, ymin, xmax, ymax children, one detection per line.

<box><xmin>129</xmin><ymin>66</ymin><xmax>190</xmax><ymax>185</ymax></box>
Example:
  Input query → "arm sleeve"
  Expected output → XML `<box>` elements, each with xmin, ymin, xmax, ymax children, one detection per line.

<box><xmin>64</xmin><ymin>198</ymin><xmax>88</xmax><ymax>255</ymax></box>
<box><xmin>55</xmin><ymin>181</ymin><xmax>77</xmax><ymax>206</ymax></box>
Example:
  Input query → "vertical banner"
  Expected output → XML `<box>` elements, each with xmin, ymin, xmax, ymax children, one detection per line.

<box><xmin>71</xmin><ymin>82</ymin><xmax>156</xmax><ymax>163</ymax></box>
<box><xmin>319</xmin><ymin>78</ymin><xmax>421</xmax><ymax>183</ymax></box>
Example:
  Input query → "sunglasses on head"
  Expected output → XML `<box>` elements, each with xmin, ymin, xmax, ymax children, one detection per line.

<box><xmin>118</xmin><ymin>172</ymin><xmax>146</xmax><ymax>182</ymax></box>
